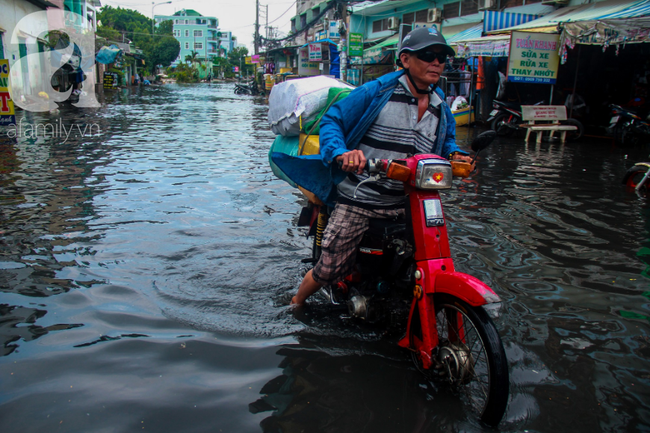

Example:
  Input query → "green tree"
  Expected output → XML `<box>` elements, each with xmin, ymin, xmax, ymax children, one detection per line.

<box><xmin>228</xmin><ymin>46</ymin><xmax>253</xmax><ymax>76</ymax></box>
<box><xmin>156</xmin><ymin>20</ymin><xmax>173</xmax><ymax>36</ymax></box>
<box><xmin>144</xmin><ymin>37</ymin><xmax>180</xmax><ymax>73</ymax></box>
<box><xmin>97</xmin><ymin>6</ymin><xmax>179</xmax><ymax>74</ymax></box>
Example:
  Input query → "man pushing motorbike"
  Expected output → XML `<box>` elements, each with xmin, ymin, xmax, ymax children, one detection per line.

<box><xmin>289</xmin><ymin>27</ymin><xmax>472</xmax><ymax>306</ymax></box>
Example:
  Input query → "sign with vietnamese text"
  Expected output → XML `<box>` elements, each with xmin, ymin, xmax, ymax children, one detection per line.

<box><xmin>0</xmin><ymin>60</ymin><xmax>15</xmax><ymax>125</ymax></box>
<box><xmin>328</xmin><ymin>21</ymin><xmax>340</xmax><ymax>40</ymax></box>
<box><xmin>103</xmin><ymin>72</ymin><xmax>118</xmax><ymax>89</ymax></box>
<box><xmin>349</xmin><ymin>33</ymin><xmax>363</xmax><ymax>57</ymax></box>
<box><xmin>309</xmin><ymin>44</ymin><xmax>322</xmax><ymax>61</ymax></box>
<box><xmin>298</xmin><ymin>48</ymin><xmax>320</xmax><ymax>76</ymax></box>
<box><xmin>508</xmin><ymin>31</ymin><xmax>560</xmax><ymax>84</ymax></box>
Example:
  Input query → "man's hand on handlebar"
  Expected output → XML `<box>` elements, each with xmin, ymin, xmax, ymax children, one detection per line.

<box><xmin>450</xmin><ymin>152</ymin><xmax>473</xmax><ymax>163</ymax></box>
<box><xmin>336</xmin><ymin>150</ymin><xmax>367</xmax><ymax>175</ymax></box>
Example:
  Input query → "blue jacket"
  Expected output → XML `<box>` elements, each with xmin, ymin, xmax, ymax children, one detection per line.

<box><xmin>272</xmin><ymin>70</ymin><xmax>465</xmax><ymax>206</ymax></box>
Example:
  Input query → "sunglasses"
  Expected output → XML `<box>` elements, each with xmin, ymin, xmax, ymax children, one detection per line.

<box><xmin>415</xmin><ymin>50</ymin><xmax>448</xmax><ymax>63</ymax></box>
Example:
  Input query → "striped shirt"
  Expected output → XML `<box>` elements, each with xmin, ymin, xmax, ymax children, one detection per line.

<box><xmin>337</xmin><ymin>75</ymin><xmax>444</xmax><ymax>209</ymax></box>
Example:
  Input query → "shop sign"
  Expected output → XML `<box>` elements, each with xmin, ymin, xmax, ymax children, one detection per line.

<box><xmin>251</xmin><ymin>55</ymin><xmax>261</xmax><ymax>63</ymax></box>
<box><xmin>298</xmin><ymin>48</ymin><xmax>320</xmax><ymax>76</ymax></box>
<box><xmin>103</xmin><ymin>72</ymin><xmax>118</xmax><ymax>89</ymax></box>
<box><xmin>363</xmin><ymin>46</ymin><xmax>393</xmax><ymax>65</ymax></box>
<box><xmin>309</xmin><ymin>44</ymin><xmax>322</xmax><ymax>61</ymax></box>
<box><xmin>507</xmin><ymin>31</ymin><xmax>560</xmax><ymax>84</ymax></box>
<box><xmin>0</xmin><ymin>60</ymin><xmax>15</xmax><ymax>126</ymax></box>
<box><xmin>245</xmin><ymin>56</ymin><xmax>253</xmax><ymax>64</ymax></box>
<box><xmin>328</xmin><ymin>21</ymin><xmax>340</xmax><ymax>40</ymax></box>
<box><xmin>349</xmin><ymin>33</ymin><xmax>363</xmax><ymax>57</ymax></box>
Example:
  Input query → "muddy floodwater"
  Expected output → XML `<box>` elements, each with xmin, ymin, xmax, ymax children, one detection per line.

<box><xmin>1</xmin><ymin>82</ymin><xmax>649</xmax><ymax>432</ymax></box>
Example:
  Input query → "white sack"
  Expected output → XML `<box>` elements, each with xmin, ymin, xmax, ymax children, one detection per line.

<box><xmin>451</xmin><ymin>96</ymin><xmax>468</xmax><ymax>111</ymax></box>
<box><xmin>268</xmin><ymin>76</ymin><xmax>354</xmax><ymax>136</ymax></box>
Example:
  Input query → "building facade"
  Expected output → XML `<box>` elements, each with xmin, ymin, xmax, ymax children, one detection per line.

<box><xmin>154</xmin><ymin>9</ymin><xmax>221</xmax><ymax>66</ymax></box>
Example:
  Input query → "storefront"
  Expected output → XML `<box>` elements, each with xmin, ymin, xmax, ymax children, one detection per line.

<box><xmin>447</xmin><ymin>0</ymin><xmax>650</xmax><ymax>128</ymax></box>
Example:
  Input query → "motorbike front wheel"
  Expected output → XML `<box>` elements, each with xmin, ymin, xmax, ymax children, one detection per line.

<box><xmin>410</xmin><ymin>296</ymin><xmax>509</xmax><ymax>426</ymax></box>
<box><xmin>623</xmin><ymin>165</ymin><xmax>649</xmax><ymax>192</ymax></box>
<box><xmin>490</xmin><ymin>113</ymin><xmax>517</xmax><ymax>136</ymax></box>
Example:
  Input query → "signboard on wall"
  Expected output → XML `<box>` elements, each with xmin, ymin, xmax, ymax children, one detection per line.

<box><xmin>0</xmin><ymin>60</ymin><xmax>16</xmax><ymax>125</ymax></box>
<box><xmin>309</xmin><ymin>44</ymin><xmax>322</xmax><ymax>61</ymax></box>
<box><xmin>298</xmin><ymin>48</ymin><xmax>320</xmax><ymax>76</ymax></box>
<box><xmin>328</xmin><ymin>20</ymin><xmax>340</xmax><ymax>40</ymax></box>
<box><xmin>349</xmin><ymin>33</ymin><xmax>363</xmax><ymax>57</ymax></box>
<box><xmin>507</xmin><ymin>31</ymin><xmax>560</xmax><ymax>84</ymax></box>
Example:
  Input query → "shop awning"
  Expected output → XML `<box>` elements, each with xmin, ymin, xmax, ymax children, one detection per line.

<box><xmin>447</xmin><ymin>24</ymin><xmax>483</xmax><ymax>44</ymax></box>
<box><xmin>371</xmin><ymin>34</ymin><xmax>400</xmax><ymax>49</ymax></box>
<box><xmin>453</xmin><ymin>35</ymin><xmax>511</xmax><ymax>58</ymax></box>
<box><xmin>489</xmin><ymin>0</ymin><xmax>647</xmax><ymax>34</ymax></box>
<box><xmin>300</xmin><ymin>38</ymin><xmax>338</xmax><ymax>48</ymax></box>
<box><xmin>442</xmin><ymin>22</ymin><xmax>481</xmax><ymax>40</ymax></box>
<box><xmin>483</xmin><ymin>11</ymin><xmax>547</xmax><ymax>33</ymax></box>
<box><xmin>597</xmin><ymin>0</ymin><xmax>650</xmax><ymax>18</ymax></box>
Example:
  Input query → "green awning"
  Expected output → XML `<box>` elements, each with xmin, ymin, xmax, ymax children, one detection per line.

<box><xmin>371</xmin><ymin>34</ymin><xmax>400</xmax><ymax>49</ymax></box>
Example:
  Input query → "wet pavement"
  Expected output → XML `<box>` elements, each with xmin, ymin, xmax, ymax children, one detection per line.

<box><xmin>1</xmin><ymin>82</ymin><xmax>649</xmax><ymax>432</ymax></box>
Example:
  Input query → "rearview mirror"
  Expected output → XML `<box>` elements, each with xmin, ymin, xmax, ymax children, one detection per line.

<box><xmin>471</xmin><ymin>130</ymin><xmax>497</xmax><ymax>153</ymax></box>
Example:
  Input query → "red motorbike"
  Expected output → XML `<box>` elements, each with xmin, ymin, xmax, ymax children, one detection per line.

<box><xmin>297</xmin><ymin>131</ymin><xmax>509</xmax><ymax>426</ymax></box>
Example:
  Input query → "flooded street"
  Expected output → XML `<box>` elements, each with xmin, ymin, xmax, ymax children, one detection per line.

<box><xmin>1</xmin><ymin>82</ymin><xmax>649</xmax><ymax>432</ymax></box>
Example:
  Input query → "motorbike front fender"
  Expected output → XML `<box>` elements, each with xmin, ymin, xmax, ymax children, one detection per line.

<box><xmin>416</xmin><ymin>262</ymin><xmax>500</xmax><ymax>306</ymax></box>
<box><xmin>434</xmin><ymin>272</ymin><xmax>501</xmax><ymax>306</ymax></box>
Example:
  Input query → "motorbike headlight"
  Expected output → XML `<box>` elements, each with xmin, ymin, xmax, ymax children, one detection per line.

<box><xmin>415</xmin><ymin>160</ymin><xmax>453</xmax><ymax>189</ymax></box>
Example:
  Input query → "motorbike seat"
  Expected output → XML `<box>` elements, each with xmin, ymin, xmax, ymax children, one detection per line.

<box><xmin>494</xmin><ymin>100</ymin><xmax>521</xmax><ymax>111</ymax></box>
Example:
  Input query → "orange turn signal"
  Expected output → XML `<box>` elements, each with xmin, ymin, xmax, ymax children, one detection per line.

<box><xmin>386</xmin><ymin>162</ymin><xmax>411</xmax><ymax>181</ymax></box>
<box><xmin>451</xmin><ymin>161</ymin><xmax>474</xmax><ymax>178</ymax></box>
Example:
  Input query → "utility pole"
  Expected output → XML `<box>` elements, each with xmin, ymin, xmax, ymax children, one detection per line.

<box><xmin>254</xmin><ymin>0</ymin><xmax>260</xmax><ymax>55</ymax></box>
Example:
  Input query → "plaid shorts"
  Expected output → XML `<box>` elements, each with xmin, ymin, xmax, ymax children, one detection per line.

<box><xmin>311</xmin><ymin>204</ymin><xmax>403</xmax><ymax>286</ymax></box>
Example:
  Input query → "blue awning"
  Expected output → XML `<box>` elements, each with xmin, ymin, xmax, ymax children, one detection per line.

<box><xmin>300</xmin><ymin>38</ymin><xmax>338</xmax><ymax>48</ymax></box>
<box><xmin>483</xmin><ymin>11</ymin><xmax>543</xmax><ymax>33</ymax></box>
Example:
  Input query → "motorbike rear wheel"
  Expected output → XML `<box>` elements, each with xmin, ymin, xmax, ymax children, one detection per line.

<box><xmin>410</xmin><ymin>296</ymin><xmax>509</xmax><ymax>426</ymax></box>
<box><xmin>562</xmin><ymin>118</ymin><xmax>584</xmax><ymax>141</ymax></box>
<box><xmin>491</xmin><ymin>113</ymin><xmax>517</xmax><ymax>136</ymax></box>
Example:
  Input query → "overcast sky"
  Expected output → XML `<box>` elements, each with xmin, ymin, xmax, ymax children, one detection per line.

<box><xmin>101</xmin><ymin>0</ymin><xmax>297</xmax><ymax>50</ymax></box>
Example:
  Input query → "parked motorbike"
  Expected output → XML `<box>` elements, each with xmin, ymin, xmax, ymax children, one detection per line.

<box><xmin>607</xmin><ymin>103</ymin><xmax>650</xmax><ymax>146</ymax></box>
<box><xmin>296</xmin><ymin>131</ymin><xmax>509</xmax><ymax>426</ymax></box>
<box><xmin>234</xmin><ymin>80</ymin><xmax>264</xmax><ymax>96</ymax></box>
<box><xmin>488</xmin><ymin>99</ymin><xmax>584</xmax><ymax>141</ymax></box>
<box><xmin>622</xmin><ymin>162</ymin><xmax>650</xmax><ymax>194</ymax></box>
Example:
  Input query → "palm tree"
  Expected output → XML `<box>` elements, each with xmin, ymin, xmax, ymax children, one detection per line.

<box><xmin>185</xmin><ymin>50</ymin><xmax>199</xmax><ymax>65</ymax></box>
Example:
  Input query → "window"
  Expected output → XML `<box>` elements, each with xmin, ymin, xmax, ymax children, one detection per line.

<box><xmin>185</xmin><ymin>19</ymin><xmax>188</xmax><ymax>24</ymax></box>
<box><xmin>291</xmin><ymin>18</ymin><xmax>296</xmax><ymax>33</ymax></box>
<box><xmin>372</xmin><ymin>18</ymin><xmax>391</xmax><ymax>33</ymax></box>
<box><xmin>443</xmin><ymin>2</ymin><xmax>460</xmax><ymax>19</ymax></box>
<box><xmin>194</xmin><ymin>42</ymin><xmax>203</xmax><ymax>49</ymax></box>
<box><xmin>461</xmin><ymin>0</ymin><xmax>478</xmax><ymax>16</ymax></box>
<box><xmin>175</xmin><ymin>19</ymin><xmax>179</xmax><ymax>24</ymax></box>
<box><xmin>185</xmin><ymin>30</ymin><xmax>189</xmax><ymax>37</ymax></box>
<box><xmin>185</xmin><ymin>42</ymin><xmax>189</xmax><ymax>49</ymax></box>
<box><xmin>194</xmin><ymin>30</ymin><xmax>203</xmax><ymax>37</ymax></box>
<box><xmin>300</xmin><ymin>13</ymin><xmax>307</xmax><ymax>28</ymax></box>
<box><xmin>402</xmin><ymin>8</ymin><xmax>429</xmax><ymax>24</ymax></box>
